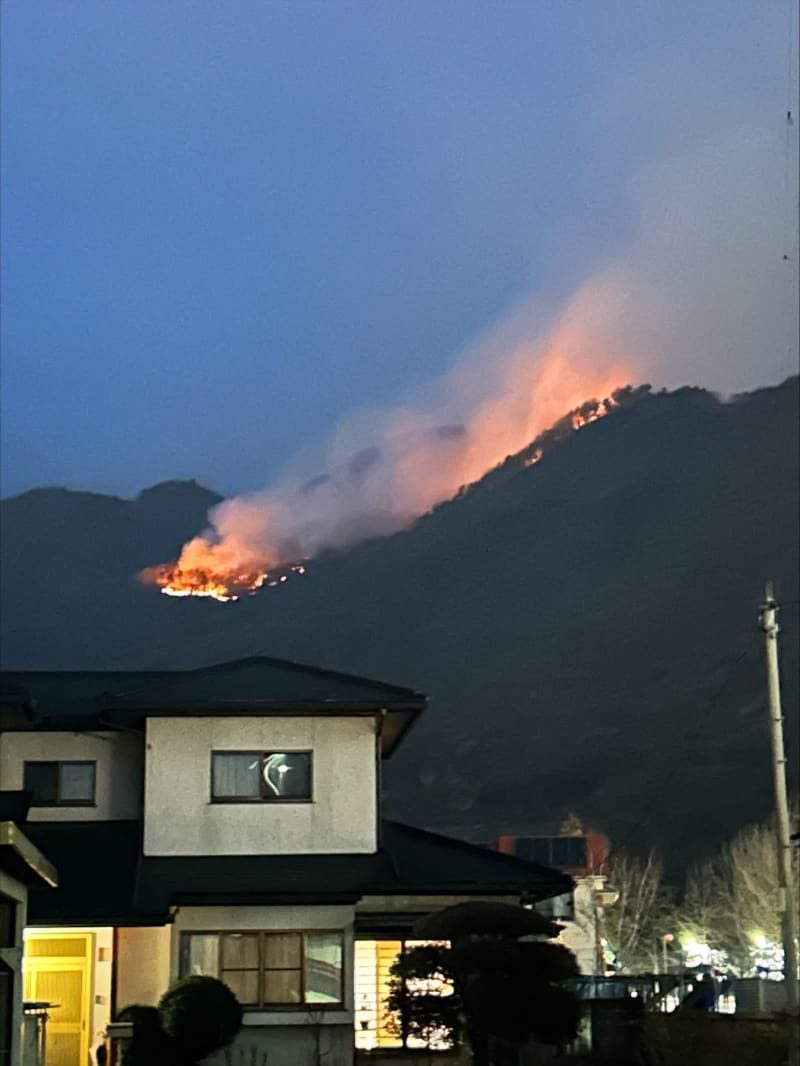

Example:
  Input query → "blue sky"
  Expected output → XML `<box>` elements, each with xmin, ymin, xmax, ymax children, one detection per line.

<box><xmin>1</xmin><ymin>1</ymin><xmax>797</xmax><ymax>498</ymax></box>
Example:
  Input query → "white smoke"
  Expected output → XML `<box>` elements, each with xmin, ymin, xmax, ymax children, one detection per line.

<box><xmin>166</xmin><ymin>1</ymin><xmax>799</xmax><ymax>575</ymax></box>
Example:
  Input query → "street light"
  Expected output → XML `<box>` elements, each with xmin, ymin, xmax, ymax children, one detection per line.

<box><xmin>661</xmin><ymin>933</ymin><xmax>674</xmax><ymax>973</ymax></box>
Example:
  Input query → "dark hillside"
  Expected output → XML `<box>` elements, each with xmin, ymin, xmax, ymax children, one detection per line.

<box><xmin>2</xmin><ymin>378</ymin><xmax>797</xmax><ymax>870</ymax></box>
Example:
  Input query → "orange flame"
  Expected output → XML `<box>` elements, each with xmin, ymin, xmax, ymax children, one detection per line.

<box><xmin>146</xmin><ymin>385</ymin><xmax>631</xmax><ymax>601</ymax></box>
<box><xmin>143</xmin><ymin>289</ymin><xmax>638</xmax><ymax>603</ymax></box>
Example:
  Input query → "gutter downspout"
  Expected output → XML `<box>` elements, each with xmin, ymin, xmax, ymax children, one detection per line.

<box><xmin>376</xmin><ymin>710</ymin><xmax>387</xmax><ymax>849</ymax></box>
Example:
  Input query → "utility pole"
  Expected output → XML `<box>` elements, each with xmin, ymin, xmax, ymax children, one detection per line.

<box><xmin>759</xmin><ymin>581</ymin><xmax>799</xmax><ymax>1017</ymax></box>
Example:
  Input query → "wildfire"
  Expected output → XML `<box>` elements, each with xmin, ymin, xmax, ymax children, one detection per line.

<box><xmin>571</xmin><ymin>398</ymin><xmax>611</xmax><ymax>430</ymax></box>
<box><xmin>142</xmin><ymin>562</ymin><xmax>306</xmax><ymax>603</ymax></box>
<box><xmin>141</xmin><ymin>386</ymin><xmax>626</xmax><ymax>603</ymax></box>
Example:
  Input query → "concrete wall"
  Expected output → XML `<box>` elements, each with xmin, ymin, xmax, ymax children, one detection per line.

<box><xmin>558</xmin><ymin>877</ymin><xmax>604</xmax><ymax>975</ymax></box>
<box><xmin>204</xmin><ymin>1021</ymin><xmax>353</xmax><ymax>1066</ymax></box>
<box><xmin>642</xmin><ymin>1012</ymin><xmax>790</xmax><ymax>1066</ymax></box>
<box><xmin>144</xmin><ymin>717</ymin><xmax>377</xmax><ymax>856</ymax></box>
<box><xmin>115</xmin><ymin>926</ymin><xmax>172</xmax><ymax>1009</ymax></box>
<box><xmin>0</xmin><ymin>732</ymin><xmax>143</xmax><ymax>822</ymax></box>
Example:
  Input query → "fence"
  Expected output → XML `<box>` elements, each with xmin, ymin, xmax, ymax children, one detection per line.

<box><xmin>641</xmin><ymin>1012</ymin><xmax>792</xmax><ymax>1066</ymax></box>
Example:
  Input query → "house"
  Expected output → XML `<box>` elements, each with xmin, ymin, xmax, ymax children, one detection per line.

<box><xmin>0</xmin><ymin>793</ymin><xmax>58</xmax><ymax>1066</ymax></box>
<box><xmin>493</xmin><ymin>832</ymin><xmax>617</xmax><ymax>975</ymax></box>
<box><xmin>0</xmin><ymin>657</ymin><xmax>571</xmax><ymax>1066</ymax></box>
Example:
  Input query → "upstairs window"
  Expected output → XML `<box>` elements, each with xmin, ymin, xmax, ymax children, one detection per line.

<box><xmin>23</xmin><ymin>761</ymin><xmax>96</xmax><ymax>807</ymax></box>
<box><xmin>181</xmin><ymin>930</ymin><xmax>344</xmax><ymax>1008</ymax></box>
<box><xmin>514</xmin><ymin>836</ymin><xmax>588</xmax><ymax>871</ymax></box>
<box><xmin>211</xmin><ymin>751</ymin><xmax>312</xmax><ymax>803</ymax></box>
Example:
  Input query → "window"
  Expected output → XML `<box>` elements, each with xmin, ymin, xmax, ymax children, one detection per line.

<box><xmin>181</xmin><ymin>931</ymin><xmax>343</xmax><ymax>1009</ymax></box>
<box><xmin>354</xmin><ymin>940</ymin><xmax>453</xmax><ymax>1051</ymax></box>
<box><xmin>23</xmin><ymin>762</ymin><xmax>96</xmax><ymax>806</ymax></box>
<box><xmin>514</xmin><ymin>836</ymin><xmax>588</xmax><ymax>871</ymax></box>
<box><xmin>210</xmin><ymin>751</ymin><xmax>312</xmax><ymax>802</ymax></box>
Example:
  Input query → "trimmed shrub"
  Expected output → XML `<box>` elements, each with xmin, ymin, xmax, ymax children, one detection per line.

<box><xmin>116</xmin><ymin>1004</ymin><xmax>170</xmax><ymax>1066</ymax></box>
<box><xmin>158</xmin><ymin>976</ymin><xmax>243</xmax><ymax>1065</ymax></box>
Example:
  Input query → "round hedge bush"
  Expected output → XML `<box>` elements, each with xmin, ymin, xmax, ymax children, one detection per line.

<box><xmin>158</xmin><ymin>976</ymin><xmax>243</xmax><ymax>1064</ymax></box>
<box><xmin>116</xmin><ymin>1004</ymin><xmax>169</xmax><ymax>1066</ymax></box>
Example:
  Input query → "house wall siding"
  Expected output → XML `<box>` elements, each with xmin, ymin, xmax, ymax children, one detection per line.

<box><xmin>115</xmin><ymin>926</ymin><xmax>172</xmax><ymax>1009</ymax></box>
<box><xmin>143</xmin><ymin>716</ymin><xmax>377</xmax><ymax>856</ymax></box>
<box><xmin>0</xmin><ymin>732</ymin><xmax>143</xmax><ymax>821</ymax></box>
<box><xmin>204</xmin><ymin>1021</ymin><xmax>353</xmax><ymax>1066</ymax></box>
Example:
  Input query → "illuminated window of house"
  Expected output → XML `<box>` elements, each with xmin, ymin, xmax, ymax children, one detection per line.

<box><xmin>180</xmin><ymin>931</ymin><xmax>343</xmax><ymax>1008</ymax></box>
<box><xmin>210</xmin><ymin>751</ymin><xmax>312</xmax><ymax>802</ymax></box>
<box><xmin>354</xmin><ymin>940</ymin><xmax>453</xmax><ymax>1051</ymax></box>
<box><xmin>23</xmin><ymin>761</ymin><xmax>96</xmax><ymax>806</ymax></box>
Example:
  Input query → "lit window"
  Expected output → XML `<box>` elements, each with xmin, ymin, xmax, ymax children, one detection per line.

<box><xmin>23</xmin><ymin>762</ymin><xmax>96</xmax><ymax>806</ymax></box>
<box><xmin>354</xmin><ymin>939</ymin><xmax>453</xmax><ymax>1051</ymax></box>
<box><xmin>210</xmin><ymin>751</ymin><xmax>312</xmax><ymax>802</ymax></box>
<box><xmin>181</xmin><ymin>931</ymin><xmax>343</xmax><ymax>1008</ymax></box>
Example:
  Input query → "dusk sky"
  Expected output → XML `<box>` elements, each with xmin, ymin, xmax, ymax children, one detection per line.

<box><xmin>2</xmin><ymin>1</ymin><xmax>797</xmax><ymax>499</ymax></box>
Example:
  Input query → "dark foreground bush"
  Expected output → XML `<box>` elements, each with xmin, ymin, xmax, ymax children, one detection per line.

<box><xmin>117</xmin><ymin>976</ymin><xmax>242</xmax><ymax>1066</ymax></box>
<box><xmin>116</xmin><ymin>1004</ymin><xmax>170</xmax><ymax>1066</ymax></box>
<box><xmin>158</xmin><ymin>976</ymin><xmax>243</xmax><ymax>1065</ymax></box>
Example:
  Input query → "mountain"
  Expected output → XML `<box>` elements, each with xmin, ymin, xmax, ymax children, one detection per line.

<box><xmin>2</xmin><ymin>378</ymin><xmax>798</xmax><ymax>871</ymax></box>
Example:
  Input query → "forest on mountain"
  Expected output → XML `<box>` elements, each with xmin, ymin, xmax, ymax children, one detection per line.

<box><xmin>2</xmin><ymin>377</ymin><xmax>797</xmax><ymax>870</ymax></box>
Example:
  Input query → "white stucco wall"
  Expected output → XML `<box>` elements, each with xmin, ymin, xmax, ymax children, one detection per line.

<box><xmin>0</xmin><ymin>732</ymin><xmax>143</xmax><ymax>821</ymax></box>
<box><xmin>143</xmin><ymin>716</ymin><xmax>377</xmax><ymax>856</ymax></box>
<box><xmin>557</xmin><ymin>877</ymin><xmax>604</xmax><ymax>975</ymax></box>
<box><xmin>90</xmin><ymin>927</ymin><xmax>114</xmax><ymax>1053</ymax></box>
<box><xmin>116</xmin><ymin>926</ymin><xmax>172</xmax><ymax>1009</ymax></box>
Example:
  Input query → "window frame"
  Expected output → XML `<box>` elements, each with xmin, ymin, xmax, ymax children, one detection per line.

<box><xmin>179</xmin><ymin>930</ymin><xmax>344</xmax><ymax>1011</ymax></box>
<box><xmin>209</xmin><ymin>750</ymin><xmax>314</xmax><ymax>804</ymax></box>
<box><xmin>23</xmin><ymin>760</ymin><xmax>97</xmax><ymax>807</ymax></box>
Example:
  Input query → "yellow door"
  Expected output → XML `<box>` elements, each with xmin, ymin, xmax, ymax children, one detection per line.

<box><xmin>23</xmin><ymin>935</ymin><xmax>91</xmax><ymax>1066</ymax></box>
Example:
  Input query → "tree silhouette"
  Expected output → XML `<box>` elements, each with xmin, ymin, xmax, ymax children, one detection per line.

<box><xmin>386</xmin><ymin>901</ymin><xmax>580</xmax><ymax>1066</ymax></box>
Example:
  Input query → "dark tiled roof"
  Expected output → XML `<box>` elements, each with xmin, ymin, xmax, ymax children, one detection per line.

<box><xmin>23</xmin><ymin>820</ymin><xmax>571</xmax><ymax>925</ymax></box>
<box><xmin>0</xmin><ymin>656</ymin><xmax>425</xmax><ymax>756</ymax></box>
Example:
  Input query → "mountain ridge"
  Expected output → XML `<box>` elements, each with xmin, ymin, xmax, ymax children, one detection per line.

<box><xmin>2</xmin><ymin>377</ymin><xmax>797</xmax><ymax>870</ymax></box>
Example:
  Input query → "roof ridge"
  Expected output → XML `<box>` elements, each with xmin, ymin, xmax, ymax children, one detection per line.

<box><xmin>192</xmin><ymin>655</ymin><xmax>425</xmax><ymax>698</ymax></box>
<box><xmin>1</xmin><ymin>658</ymin><xmax>425</xmax><ymax>701</ymax></box>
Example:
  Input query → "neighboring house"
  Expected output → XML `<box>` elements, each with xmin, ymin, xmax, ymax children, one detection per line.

<box><xmin>0</xmin><ymin>795</ymin><xmax>58</xmax><ymax>1066</ymax></box>
<box><xmin>493</xmin><ymin>833</ymin><xmax>617</xmax><ymax>975</ymax></box>
<box><xmin>0</xmin><ymin>657</ymin><xmax>571</xmax><ymax>1066</ymax></box>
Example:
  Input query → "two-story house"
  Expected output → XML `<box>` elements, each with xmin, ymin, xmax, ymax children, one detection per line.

<box><xmin>0</xmin><ymin>656</ymin><xmax>571</xmax><ymax>1066</ymax></box>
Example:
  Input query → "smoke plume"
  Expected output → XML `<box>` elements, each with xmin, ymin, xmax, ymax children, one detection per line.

<box><xmin>149</xmin><ymin>2</ymin><xmax>798</xmax><ymax>589</ymax></box>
